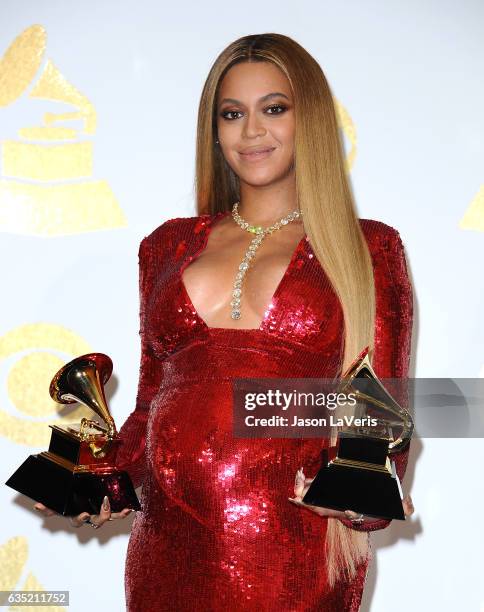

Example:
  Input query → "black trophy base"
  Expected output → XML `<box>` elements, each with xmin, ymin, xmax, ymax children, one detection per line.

<box><xmin>5</xmin><ymin>453</ymin><xmax>141</xmax><ymax>516</ymax></box>
<box><xmin>302</xmin><ymin>448</ymin><xmax>405</xmax><ymax>520</ymax></box>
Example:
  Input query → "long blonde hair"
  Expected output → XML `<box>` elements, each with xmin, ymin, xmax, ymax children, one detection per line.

<box><xmin>195</xmin><ymin>32</ymin><xmax>375</xmax><ymax>587</ymax></box>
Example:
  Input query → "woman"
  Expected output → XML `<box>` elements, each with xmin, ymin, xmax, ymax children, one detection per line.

<box><xmin>35</xmin><ymin>33</ymin><xmax>414</xmax><ymax>611</ymax></box>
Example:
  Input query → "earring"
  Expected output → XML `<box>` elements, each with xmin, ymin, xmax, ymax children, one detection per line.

<box><xmin>215</xmin><ymin>139</ymin><xmax>219</xmax><ymax>144</ymax></box>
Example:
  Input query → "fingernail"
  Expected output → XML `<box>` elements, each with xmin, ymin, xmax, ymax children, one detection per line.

<box><xmin>103</xmin><ymin>496</ymin><xmax>110</xmax><ymax>511</ymax></box>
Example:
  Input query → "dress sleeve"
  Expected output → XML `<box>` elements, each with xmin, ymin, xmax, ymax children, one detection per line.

<box><xmin>115</xmin><ymin>235</ymin><xmax>164</xmax><ymax>489</ymax></box>
<box><xmin>338</xmin><ymin>226</ymin><xmax>414</xmax><ymax>532</ymax></box>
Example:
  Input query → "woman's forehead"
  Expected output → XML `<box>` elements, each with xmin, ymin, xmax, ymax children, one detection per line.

<box><xmin>218</xmin><ymin>62</ymin><xmax>292</xmax><ymax>101</ymax></box>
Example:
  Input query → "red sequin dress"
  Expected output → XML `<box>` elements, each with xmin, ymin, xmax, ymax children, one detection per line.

<box><xmin>115</xmin><ymin>210</ymin><xmax>413</xmax><ymax>612</ymax></box>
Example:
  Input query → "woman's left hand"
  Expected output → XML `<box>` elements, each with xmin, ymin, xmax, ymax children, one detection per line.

<box><xmin>288</xmin><ymin>467</ymin><xmax>415</xmax><ymax>522</ymax></box>
<box><xmin>288</xmin><ymin>467</ymin><xmax>350</xmax><ymax>519</ymax></box>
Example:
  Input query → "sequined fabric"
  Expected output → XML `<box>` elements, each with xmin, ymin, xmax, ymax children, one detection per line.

<box><xmin>115</xmin><ymin>211</ymin><xmax>413</xmax><ymax>612</ymax></box>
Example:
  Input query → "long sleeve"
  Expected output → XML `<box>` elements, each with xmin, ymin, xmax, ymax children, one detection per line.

<box><xmin>115</xmin><ymin>235</ymin><xmax>164</xmax><ymax>490</ymax></box>
<box><xmin>339</xmin><ymin>226</ymin><xmax>414</xmax><ymax>531</ymax></box>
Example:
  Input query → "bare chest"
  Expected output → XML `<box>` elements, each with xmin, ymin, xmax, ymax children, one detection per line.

<box><xmin>180</xmin><ymin>231</ymin><xmax>305</xmax><ymax>329</ymax></box>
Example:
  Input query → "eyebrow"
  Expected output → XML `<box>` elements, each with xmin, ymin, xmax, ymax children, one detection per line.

<box><xmin>219</xmin><ymin>92</ymin><xmax>290</xmax><ymax>105</ymax></box>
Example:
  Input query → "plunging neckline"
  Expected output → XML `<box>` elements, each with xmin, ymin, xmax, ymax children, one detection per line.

<box><xmin>178</xmin><ymin>210</ymin><xmax>307</xmax><ymax>332</ymax></box>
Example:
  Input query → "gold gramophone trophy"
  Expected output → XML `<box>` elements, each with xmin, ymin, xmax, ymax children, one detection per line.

<box><xmin>5</xmin><ymin>353</ymin><xmax>141</xmax><ymax>516</ymax></box>
<box><xmin>302</xmin><ymin>346</ymin><xmax>413</xmax><ymax>520</ymax></box>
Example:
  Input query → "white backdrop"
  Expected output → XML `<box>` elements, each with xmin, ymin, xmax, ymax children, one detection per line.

<box><xmin>1</xmin><ymin>2</ymin><xmax>483</xmax><ymax>611</ymax></box>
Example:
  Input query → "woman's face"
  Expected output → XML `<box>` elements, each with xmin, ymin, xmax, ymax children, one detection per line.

<box><xmin>216</xmin><ymin>61</ymin><xmax>295</xmax><ymax>188</ymax></box>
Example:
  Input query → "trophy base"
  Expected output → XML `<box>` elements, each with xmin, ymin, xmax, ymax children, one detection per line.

<box><xmin>302</xmin><ymin>448</ymin><xmax>405</xmax><ymax>520</ymax></box>
<box><xmin>5</xmin><ymin>453</ymin><xmax>142</xmax><ymax>516</ymax></box>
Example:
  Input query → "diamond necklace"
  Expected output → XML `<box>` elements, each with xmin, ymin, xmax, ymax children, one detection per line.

<box><xmin>229</xmin><ymin>201</ymin><xmax>303</xmax><ymax>320</ymax></box>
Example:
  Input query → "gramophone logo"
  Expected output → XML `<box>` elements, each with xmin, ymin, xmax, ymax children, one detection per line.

<box><xmin>459</xmin><ymin>185</ymin><xmax>484</xmax><ymax>232</ymax></box>
<box><xmin>333</xmin><ymin>98</ymin><xmax>357</xmax><ymax>172</ymax></box>
<box><xmin>0</xmin><ymin>536</ymin><xmax>67</xmax><ymax>612</ymax></box>
<box><xmin>0</xmin><ymin>24</ymin><xmax>126</xmax><ymax>236</ymax></box>
<box><xmin>0</xmin><ymin>323</ymin><xmax>94</xmax><ymax>446</ymax></box>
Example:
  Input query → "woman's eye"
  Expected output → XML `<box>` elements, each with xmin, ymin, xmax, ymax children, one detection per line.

<box><xmin>220</xmin><ymin>104</ymin><xmax>287</xmax><ymax>121</ymax></box>
<box><xmin>265</xmin><ymin>104</ymin><xmax>287</xmax><ymax>114</ymax></box>
<box><xmin>220</xmin><ymin>110</ymin><xmax>242</xmax><ymax>120</ymax></box>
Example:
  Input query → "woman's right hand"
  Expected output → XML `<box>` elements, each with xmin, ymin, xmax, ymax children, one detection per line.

<box><xmin>33</xmin><ymin>495</ymin><xmax>133</xmax><ymax>529</ymax></box>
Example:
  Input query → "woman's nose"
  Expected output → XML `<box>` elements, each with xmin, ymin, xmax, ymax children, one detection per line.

<box><xmin>243</xmin><ymin>112</ymin><xmax>267</xmax><ymax>138</ymax></box>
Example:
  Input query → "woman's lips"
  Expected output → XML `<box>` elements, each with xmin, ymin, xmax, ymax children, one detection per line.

<box><xmin>239</xmin><ymin>147</ymin><xmax>275</xmax><ymax>161</ymax></box>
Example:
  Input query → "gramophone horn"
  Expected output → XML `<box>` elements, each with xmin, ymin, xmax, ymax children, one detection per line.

<box><xmin>339</xmin><ymin>346</ymin><xmax>414</xmax><ymax>452</ymax></box>
<box><xmin>49</xmin><ymin>353</ymin><xmax>117</xmax><ymax>457</ymax></box>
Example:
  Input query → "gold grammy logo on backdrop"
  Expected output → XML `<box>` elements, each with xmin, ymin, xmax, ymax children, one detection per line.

<box><xmin>459</xmin><ymin>185</ymin><xmax>484</xmax><ymax>231</ymax></box>
<box><xmin>0</xmin><ymin>24</ymin><xmax>126</xmax><ymax>236</ymax></box>
<box><xmin>334</xmin><ymin>99</ymin><xmax>357</xmax><ymax>171</ymax></box>
<box><xmin>0</xmin><ymin>323</ymin><xmax>94</xmax><ymax>446</ymax></box>
<box><xmin>0</xmin><ymin>536</ymin><xmax>67</xmax><ymax>611</ymax></box>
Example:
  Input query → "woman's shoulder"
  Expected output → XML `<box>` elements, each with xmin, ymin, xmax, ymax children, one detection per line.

<box><xmin>139</xmin><ymin>213</ymin><xmax>212</xmax><ymax>254</ymax></box>
<box><xmin>358</xmin><ymin>217</ymin><xmax>407</xmax><ymax>254</ymax></box>
<box><xmin>147</xmin><ymin>213</ymin><xmax>210</xmax><ymax>241</ymax></box>
<box><xmin>359</xmin><ymin>217</ymin><xmax>401</xmax><ymax>240</ymax></box>
<box><xmin>358</xmin><ymin>218</ymin><xmax>411</xmax><ymax>291</ymax></box>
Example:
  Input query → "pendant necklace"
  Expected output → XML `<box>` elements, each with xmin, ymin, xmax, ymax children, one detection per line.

<box><xmin>229</xmin><ymin>201</ymin><xmax>303</xmax><ymax>320</ymax></box>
